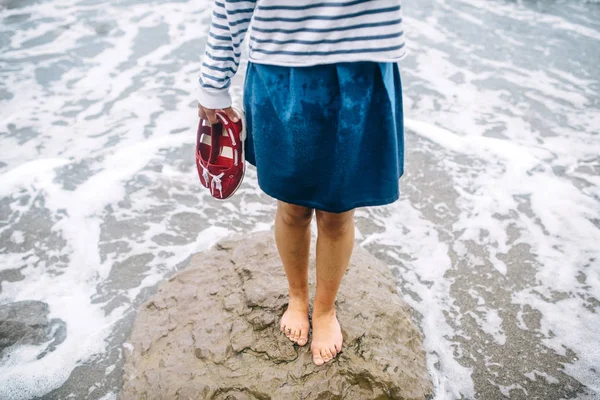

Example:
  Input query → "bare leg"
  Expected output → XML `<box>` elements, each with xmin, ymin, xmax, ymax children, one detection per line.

<box><xmin>311</xmin><ymin>208</ymin><xmax>355</xmax><ymax>365</ymax></box>
<box><xmin>275</xmin><ymin>200</ymin><xmax>313</xmax><ymax>346</ymax></box>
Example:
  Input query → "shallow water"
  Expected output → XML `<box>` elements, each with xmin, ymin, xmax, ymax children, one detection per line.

<box><xmin>0</xmin><ymin>0</ymin><xmax>599</xmax><ymax>399</ymax></box>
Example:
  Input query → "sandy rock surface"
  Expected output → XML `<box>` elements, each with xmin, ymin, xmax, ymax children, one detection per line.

<box><xmin>121</xmin><ymin>231</ymin><xmax>432</xmax><ymax>399</ymax></box>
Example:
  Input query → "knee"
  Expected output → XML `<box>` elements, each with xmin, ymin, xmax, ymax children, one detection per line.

<box><xmin>315</xmin><ymin>210</ymin><xmax>354</xmax><ymax>236</ymax></box>
<box><xmin>278</xmin><ymin>202</ymin><xmax>314</xmax><ymax>227</ymax></box>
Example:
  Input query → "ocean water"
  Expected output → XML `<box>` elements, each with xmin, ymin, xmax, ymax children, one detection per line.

<box><xmin>0</xmin><ymin>0</ymin><xmax>599</xmax><ymax>399</ymax></box>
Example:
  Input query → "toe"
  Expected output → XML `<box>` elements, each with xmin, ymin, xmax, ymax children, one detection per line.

<box><xmin>312</xmin><ymin>349</ymin><xmax>325</xmax><ymax>366</ymax></box>
<box><xmin>320</xmin><ymin>349</ymin><xmax>330</xmax><ymax>362</ymax></box>
<box><xmin>297</xmin><ymin>329</ymin><xmax>308</xmax><ymax>346</ymax></box>
<box><xmin>329</xmin><ymin>345</ymin><xmax>338</xmax><ymax>357</ymax></box>
<box><xmin>280</xmin><ymin>323</ymin><xmax>285</xmax><ymax>333</ymax></box>
<box><xmin>292</xmin><ymin>329</ymin><xmax>299</xmax><ymax>342</ymax></box>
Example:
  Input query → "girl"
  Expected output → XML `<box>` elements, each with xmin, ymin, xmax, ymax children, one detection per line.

<box><xmin>197</xmin><ymin>0</ymin><xmax>405</xmax><ymax>366</ymax></box>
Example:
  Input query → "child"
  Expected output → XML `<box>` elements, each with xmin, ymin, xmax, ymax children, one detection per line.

<box><xmin>197</xmin><ymin>0</ymin><xmax>405</xmax><ymax>366</ymax></box>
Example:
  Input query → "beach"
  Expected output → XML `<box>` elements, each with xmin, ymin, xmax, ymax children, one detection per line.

<box><xmin>0</xmin><ymin>0</ymin><xmax>599</xmax><ymax>398</ymax></box>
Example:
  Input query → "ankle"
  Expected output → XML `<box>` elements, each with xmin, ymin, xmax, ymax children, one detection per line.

<box><xmin>312</xmin><ymin>302</ymin><xmax>336</xmax><ymax>317</ymax></box>
<box><xmin>288</xmin><ymin>287</ymin><xmax>309</xmax><ymax>304</ymax></box>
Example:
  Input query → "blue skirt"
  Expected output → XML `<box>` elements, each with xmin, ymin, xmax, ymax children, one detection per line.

<box><xmin>243</xmin><ymin>62</ymin><xmax>404</xmax><ymax>213</ymax></box>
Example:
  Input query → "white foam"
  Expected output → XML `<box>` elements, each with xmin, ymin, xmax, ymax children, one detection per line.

<box><xmin>97</xmin><ymin>392</ymin><xmax>117</xmax><ymax>400</ymax></box>
<box><xmin>405</xmin><ymin>119</ymin><xmax>544</xmax><ymax>171</ymax></box>
<box><xmin>1</xmin><ymin>0</ymin><xmax>599</xmax><ymax>398</ymax></box>
<box><xmin>0</xmin><ymin>134</ymin><xmax>203</xmax><ymax>397</ymax></box>
<box><xmin>525</xmin><ymin>370</ymin><xmax>560</xmax><ymax>385</ymax></box>
<box><xmin>0</xmin><ymin>158</ymin><xmax>70</xmax><ymax>198</ymax></box>
<box><xmin>454</xmin><ymin>0</ymin><xmax>600</xmax><ymax>40</ymax></box>
<box><xmin>469</xmin><ymin>308</ymin><xmax>506</xmax><ymax>346</ymax></box>
<box><xmin>408</xmin><ymin>114</ymin><xmax>600</xmax><ymax>395</ymax></box>
<box><xmin>10</xmin><ymin>231</ymin><xmax>25</xmax><ymax>245</ymax></box>
<box><xmin>361</xmin><ymin>201</ymin><xmax>476</xmax><ymax>399</ymax></box>
<box><xmin>498</xmin><ymin>383</ymin><xmax>527</xmax><ymax>397</ymax></box>
<box><xmin>122</xmin><ymin>343</ymin><xmax>134</xmax><ymax>354</ymax></box>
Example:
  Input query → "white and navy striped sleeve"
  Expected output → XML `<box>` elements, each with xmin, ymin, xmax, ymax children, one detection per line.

<box><xmin>197</xmin><ymin>0</ymin><xmax>257</xmax><ymax>109</ymax></box>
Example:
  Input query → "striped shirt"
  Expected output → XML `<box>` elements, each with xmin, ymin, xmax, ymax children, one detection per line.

<box><xmin>198</xmin><ymin>0</ymin><xmax>406</xmax><ymax>109</ymax></box>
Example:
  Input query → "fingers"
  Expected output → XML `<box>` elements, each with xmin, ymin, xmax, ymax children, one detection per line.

<box><xmin>204</xmin><ymin>108</ymin><xmax>218</xmax><ymax>125</ymax></box>
<box><xmin>198</xmin><ymin>104</ymin><xmax>239</xmax><ymax>125</ymax></box>
<box><xmin>198</xmin><ymin>103</ymin><xmax>218</xmax><ymax>124</ymax></box>
<box><xmin>222</xmin><ymin>107</ymin><xmax>240</xmax><ymax>123</ymax></box>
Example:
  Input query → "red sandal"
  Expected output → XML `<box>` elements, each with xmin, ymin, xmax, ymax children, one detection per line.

<box><xmin>196</xmin><ymin>108</ymin><xmax>246</xmax><ymax>200</ymax></box>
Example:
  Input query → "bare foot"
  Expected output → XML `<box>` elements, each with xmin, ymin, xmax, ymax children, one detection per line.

<box><xmin>310</xmin><ymin>309</ymin><xmax>343</xmax><ymax>365</ymax></box>
<box><xmin>280</xmin><ymin>295</ymin><xmax>309</xmax><ymax>346</ymax></box>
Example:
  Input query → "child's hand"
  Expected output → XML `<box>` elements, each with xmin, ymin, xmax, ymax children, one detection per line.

<box><xmin>198</xmin><ymin>103</ymin><xmax>239</xmax><ymax>125</ymax></box>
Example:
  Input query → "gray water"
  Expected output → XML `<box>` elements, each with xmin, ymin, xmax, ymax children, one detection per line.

<box><xmin>0</xmin><ymin>0</ymin><xmax>599</xmax><ymax>398</ymax></box>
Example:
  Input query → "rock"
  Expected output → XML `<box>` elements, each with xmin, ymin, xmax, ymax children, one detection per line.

<box><xmin>0</xmin><ymin>300</ymin><xmax>67</xmax><ymax>359</ymax></box>
<box><xmin>0</xmin><ymin>267</ymin><xmax>25</xmax><ymax>294</ymax></box>
<box><xmin>121</xmin><ymin>231</ymin><xmax>432</xmax><ymax>400</ymax></box>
